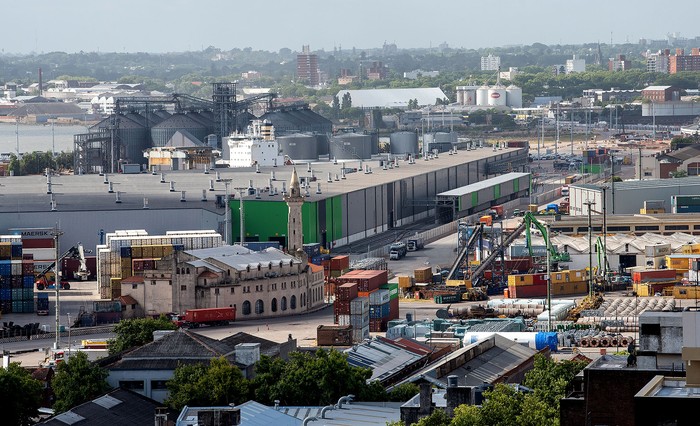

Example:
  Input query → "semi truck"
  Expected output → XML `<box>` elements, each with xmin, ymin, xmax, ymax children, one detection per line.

<box><xmin>170</xmin><ymin>307</ymin><xmax>236</xmax><ymax>328</ymax></box>
<box><xmin>407</xmin><ymin>237</ymin><xmax>424</xmax><ymax>252</ymax></box>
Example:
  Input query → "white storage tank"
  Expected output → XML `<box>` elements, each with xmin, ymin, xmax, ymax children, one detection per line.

<box><xmin>463</xmin><ymin>88</ymin><xmax>476</xmax><ymax>105</ymax></box>
<box><xmin>476</xmin><ymin>85</ymin><xmax>490</xmax><ymax>106</ymax></box>
<box><xmin>506</xmin><ymin>85</ymin><xmax>523</xmax><ymax>108</ymax></box>
<box><xmin>456</xmin><ymin>89</ymin><xmax>465</xmax><ymax>105</ymax></box>
<box><xmin>488</xmin><ymin>85</ymin><xmax>507</xmax><ymax>107</ymax></box>
<box><xmin>390</xmin><ymin>131</ymin><xmax>419</xmax><ymax>155</ymax></box>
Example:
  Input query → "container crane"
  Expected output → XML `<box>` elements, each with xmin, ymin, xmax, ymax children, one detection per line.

<box><xmin>35</xmin><ymin>244</ymin><xmax>89</xmax><ymax>290</ymax></box>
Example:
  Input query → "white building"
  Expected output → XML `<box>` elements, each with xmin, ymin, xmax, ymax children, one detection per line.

<box><xmin>566</xmin><ymin>55</ymin><xmax>586</xmax><ymax>74</ymax></box>
<box><xmin>499</xmin><ymin>67</ymin><xmax>519</xmax><ymax>81</ymax></box>
<box><xmin>646</xmin><ymin>50</ymin><xmax>671</xmax><ymax>73</ymax></box>
<box><xmin>481</xmin><ymin>54</ymin><xmax>501</xmax><ymax>71</ymax></box>
<box><xmin>223</xmin><ymin>120</ymin><xmax>284</xmax><ymax>168</ymax></box>
<box><xmin>403</xmin><ymin>70</ymin><xmax>440</xmax><ymax>80</ymax></box>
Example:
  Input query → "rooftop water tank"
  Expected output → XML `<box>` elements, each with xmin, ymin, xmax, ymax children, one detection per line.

<box><xmin>390</xmin><ymin>131</ymin><xmax>419</xmax><ymax>155</ymax></box>
<box><xmin>330</xmin><ymin>133</ymin><xmax>373</xmax><ymax>160</ymax></box>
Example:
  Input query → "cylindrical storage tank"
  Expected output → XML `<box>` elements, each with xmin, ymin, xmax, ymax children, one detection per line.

<box><xmin>330</xmin><ymin>133</ymin><xmax>372</xmax><ymax>160</ymax></box>
<box><xmin>476</xmin><ymin>86</ymin><xmax>490</xmax><ymax>106</ymax></box>
<box><xmin>463</xmin><ymin>89</ymin><xmax>476</xmax><ymax>106</ymax></box>
<box><xmin>150</xmin><ymin>113</ymin><xmax>208</xmax><ymax>147</ymax></box>
<box><xmin>390</xmin><ymin>131</ymin><xmax>419</xmax><ymax>155</ymax></box>
<box><xmin>506</xmin><ymin>85</ymin><xmax>523</xmax><ymax>108</ymax></box>
<box><xmin>277</xmin><ymin>133</ymin><xmax>318</xmax><ymax>161</ymax></box>
<box><xmin>370</xmin><ymin>132</ymin><xmax>379</xmax><ymax>155</ymax></box>
<box><xmin>456</xmin><ymin>89</ymin><xmax>465</xmax><ymax>105</ymax></box>
<box><xmin>434</xmin><ymin>132</ymin><xmax>458</xmax><ymax>144</ymax></box>
<box><xmin>488</xmin><ymin>85</ymin><xmax>507</xmax><ymax>107</ymax></box>
<box><xmin>91</xmin><ymin>115</ymin><xmax>149</xmax><ymax>165</ymax></box>
<box><xmin>462</xmin><ymin>332</ymin><xmax>558</xmax><ymax>351</ymax></box>
<box><xmin>206</xmin><ymin>134</ymin><xmax>218</xmax><ymax>148</ymax></box>
<box><xmin>314</xmin><ymin>133</ymin><xmax>329</xmax><ymax>156</ymax></box>
<box><xmin>422</xmin><ymin>133</ymin><xmax>434</xmax><ymax>154</ymax></box>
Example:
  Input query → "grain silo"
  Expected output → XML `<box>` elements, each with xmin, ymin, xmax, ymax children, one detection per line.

<box><xmin>488</xmin><ymin>85</ymin><xmax>507</xmax><ymax>107</ymax></box>
<box><xmin>278</xmin><ymin>133</ymin><xmax>319</xmax><ymax>161</ymax></box>
<box><xmin>506</xmin><ymin>85</ymin><xmax>523</xmax><ymax>108</ymax></box>
<box><xmin>91</xmin><ymin>115</ymin><xmax>148</xmax><ymax>165</ymax></box>
<box><xmin>476</xmin><ymin>85</ymin><xmax>490</xmax><ymax>106</ymax></box>
<box><xmin>150</xmin><ymin>113</ymin><xmax>209</xmax><ymax>147</ymax></box>
<box><xmin>390</xmin><ymin>131</ymin><xmax>419</xmax><ymax>155</ymax></box>
<box><xmin>315</xmin><ymin>133</ymin><xmax>329</xmax><ymax>156</ymax></box>
<box><xmin>330</xmin><ymin>133</ymin><xmax>373</xmax><ymax>160</ymax></box>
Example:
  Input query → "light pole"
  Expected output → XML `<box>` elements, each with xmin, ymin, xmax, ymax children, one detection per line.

<box><xmin>220</xmin><ymin>179</ymin><xmax>232</xmax><ymax>244</ymax></box>
<box><xmin>67</xmin><ymin>313</ymin><xmax>71</xmax><ymax>354</ymax></box>
<box><xmin>546</xmin><ymin>223</ymin><xmax>552</xmax><ymax>332</ymax></box>
<box><xmin>52</xmin><ymin>226</ymin><xmax>64</xmax><ymax>350</ymax></box>
<box><xmin>583</xmin><ymin>199</ymin><xmax>595</xmax><ymax>297</ymax></box>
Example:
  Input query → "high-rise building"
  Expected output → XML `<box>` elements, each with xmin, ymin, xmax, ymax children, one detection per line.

<box><xmin>609</xmin><ymin>55</ymin><xmax>631</xmax><ymax>71</ymax></box>
<box><xmin>669</xmin><ymin>48</ymin><xmax>700</xmax><ymax>74</ymax></box>
<box><xmin>481</xmin><ymin>54</ymin><xmax>501</xmax><ymax>71</ymax></box>
<box><xmin>296</xmin><ymin>45</ymin><xmax>320</xmax><ymax>86</ymax></box>
<box><xmin>647</xmin><ymin>49</ymin><xmax>671</xmax><ymax>73</ymax></box>
<box><xmin>566</xmin><ymin>55</ymin><xmax>586</xmax><ymax>74</ymax></box>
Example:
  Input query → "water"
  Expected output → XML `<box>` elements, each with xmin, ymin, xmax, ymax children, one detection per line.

<box><xmin>0</xmin><ymin>123</ymin><xmax>90</xmax><ymax>154</ymax></box>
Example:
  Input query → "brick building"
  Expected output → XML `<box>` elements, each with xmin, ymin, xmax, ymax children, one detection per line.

<box><xmin>669</xmin><ymin>48</ymin><xmax>700</xmax><ymax>73</ymax></box>
<box><xmin>296</xmin><ymin>45</ymin><xmax>320</xmax><ymax>86</ymax></box>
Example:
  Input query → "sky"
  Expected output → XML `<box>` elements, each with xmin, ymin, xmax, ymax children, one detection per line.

<box><xmin>3</xmin><ymin>0</ymin><xmax>697</xmax><ymax>54</ymax></box>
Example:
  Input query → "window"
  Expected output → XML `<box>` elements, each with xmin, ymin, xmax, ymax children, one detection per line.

<box><xmin>132</xmin><ymin>284</ymin><xmax>138</xmax><ymax>289</ymax></box>
<box><xmin>151</xmin><ymin>380</ymin><xmax>168</xmax><ymax>390</ymax></box>
<box><xmin>230</xmin><ymin>287</ymin><xmax>235</xmax><ymax>294</ymax></box>
<box><xmin>242</xmin><ymin>301</ymin><xmax>251</xmax><ymax>315</ymax></box>
<box><xmin>641</xmin><ymin>323</ymin><xmax>661</xmax><ymax>336</ymax></box>
<box><xmin>688</xmin><ymin>162</ymin><xmax>700</xmax><ymax>176</ymax></box>
<box><xmin>291</xmin><ymin>295</ymin><xmax>297</xmax><ymax>310</ymax></box>
<box><xmin>186</xmin><ymin>268</ymin><xmax>190</xmax><ymax>274</ymax></box>
<box><xmin>607</xmin><ymin>226</ymin><xmax>631</xmax><ymax>232</ymax></box>
<box><xmin>271</xmin><ymin>298</ymin><xmax>278</xmax><ymax>312</ymax></box>
<box><xmin>635</xmin><ymin>226</ymin><xmax>659</xmax><ymax>231</ymax></box>
<box><xmin>180</xmin><ymin>285</ymin><xmax>187</xmax><ymax>291</ymax></box>
<box><xmin>665</xmin><ymin>225</ymin><xmax>689</xmax><ymax>231</ymax></box>
<box><xmin>281</xmin><ymin>296</ymin><xmax>287</xmax><ymax>311</ymax></box>
<box><xmin>119</xmin><ymin>380</ymin><xmax>144</xmax><ymax>390</ymax></box>
<box><xmin>255</xmin><ymin>299</ymin><xmax>264</xmax><ymax>314</ymax></box>
<box><xmin>151</xmin><ymin>281</ymin><xmax>156</xmax><ymax>285</ymax></box>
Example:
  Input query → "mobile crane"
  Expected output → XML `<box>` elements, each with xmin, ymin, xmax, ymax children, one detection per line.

<box><xmin>35</xmin><ymin>244</ymin><xmax>89</xmax><ymax>290</ymax></box>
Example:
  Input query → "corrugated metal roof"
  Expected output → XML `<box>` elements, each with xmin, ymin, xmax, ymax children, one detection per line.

<box><xmin>238</xmin><ymin>401</ymin><xmax>301</xmax><ymax>426</ymax></box>
<box><xmin>438</xmin><ymin>172</ymin><xmax>530</xmax><ymax>197</ymax></box>
<box><xmin>186</xmin><ymin>246</ymin><xmax>301</xmax><ymax>270</ymax></box>
<box><xmin>643</xmin><ymin>86</ymin><xmax>672</xmax><ymax>91</ymax></box>
<box><xmin>152</xmin><ymin>113</ymin><xmax>208</xmax><ymax>129</ymax></box>
<box><xmin>572</xmin><ymin>176</ymin><xmax>700</xmax><ymax>191</ymax></box>
<box><xmin>277</xmin><ymin>402</ymin><xmax>401</xmax><ymax>425</ymax></box>
<box><xmin>345</xmin><ymin>338</ymin><xmax>426</xmax><ymax>383</ymax></box>
<box><xmin>335</xmin><ymin>88</ymin><xmax>448</xmax><ymax>108</ymax></box>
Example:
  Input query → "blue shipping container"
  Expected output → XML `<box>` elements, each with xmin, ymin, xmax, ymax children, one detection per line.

<box><xmin>11</xmin><ymin>244</ymin><xmax>22</xmax><ymax>258</ymax></box>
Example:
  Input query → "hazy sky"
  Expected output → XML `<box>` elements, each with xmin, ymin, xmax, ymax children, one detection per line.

<box><xmin>3</xmin><ymin>0</ymin><xmax>697</xmax><ymax>54</ymax></box>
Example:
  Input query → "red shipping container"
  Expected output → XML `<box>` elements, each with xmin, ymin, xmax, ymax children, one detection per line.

<box><xmin>322</xmin><ymin>260</ymin><xmax>331</xmax><ymax>271</ymax></box>
<box><xmin>334</xmin><ymin>300</ymin><xmax>351</xmax><ymax>317</ymax></box>
<box><xmin>337</xmin><ymin>270</ymin><xmax>388</xmax><ymax>292</ymax></box>
<box><xmin>532</xmin><ymin>274</ymin><xmax>548</xmax><ymax>285</ymax></box>
<box><xmin>369</xmin><ymin>318</ymin><xmax>386</xmax><ymax>332</ymax></box>
<box><xmin>336</xmin><ymin>283</ymin><xmax>358</xmax><ymax>301</ymax></box>
<box><xmin>389</xmin><ymin>298</ymin><xmax>399</xmax><ymax>320</ymax></box>
<box><xmin>632</xmin><ymin>269</ymin><xmax>677</xmax><ymax>283</ymax></box>
<box><xmin>508</xmin><ymin>283</ymin><xmax>547</xmax><ymax>298</ymax></box>
<box><xmin>358</xmin><ymin>289</ymin><xmax>377</xmax><ymax>298</ymax></box>
<box><xmin>330</xmin><ymin>255</ymin><xmax>350</xmax><ymax>271</ymax></box>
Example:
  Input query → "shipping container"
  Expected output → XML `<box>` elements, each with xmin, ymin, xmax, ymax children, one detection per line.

<box><xmin>508</xmin><ymin>283</ymin><xmax>548</xmax><ymax>298</ymax></box>
<box><xmin>414</xmin><ymin>266</ymin><xmax>433</xmax><ymax>283</ymax></box>
<box><xmin>352</xmin><ymin>325</ymin><xmax>370</xmax><ymax>343</ymax></box>
<box><xmin>434</xmin><ymin>293</ymin><xmax>462</xmax><ymax>304</ymax></box>
<box><xmin>644</xmin><ymin>244</ymin><xmax>671</xmax><ymax>258</ymax></box>
<box><xmin>551</xmin><ymin>281</ymin><xmax>588</xmax><ymax>296</ymax></box>
<box><xmin>632</xmin><ymin>269</ymin><xmax>677</xmax><ymax>283</ymax></box>
<box><xmin>330</xmin><ymin>255</ymin><xmax>350</xmax><ymax>271</ymax></box>
<box><xmin>350</xmin><ymin>297</ymin><xmax>369</xmax><ymax>315</ymax></box>
<box><xmin>336</xmin><ymin>283</ymin><xmax>358</xmax><ymax>302</ymax></box>
<box><xmin>369</xmin><ymin>289</ymin><xmax>390</xmax><ymax>305</ymax></box>
<box><xmin>397</xmin><ymin>276</ymin><xmax>415</xmax><ymax>288</ymax></box>
<box><xmin>317</xmin><ymin>325</ymin><xmax>353</xmax><ymax>346</ymax></box>
<box><xmin>337</xmin><ymin>270</ymin><xmax>388</xmax><ymax>292</ymax></box>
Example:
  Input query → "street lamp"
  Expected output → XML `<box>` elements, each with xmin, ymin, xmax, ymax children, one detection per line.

<box><xmin>52</xmin><ymin>226</ymin><xmax>64</xmax><ymax>350</ymax></box>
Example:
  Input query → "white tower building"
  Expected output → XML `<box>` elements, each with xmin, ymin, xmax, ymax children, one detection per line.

<box><xmin>284</xmin><ymin>167</ymin><xmax>304</xmax><ymax>253</ymax></box>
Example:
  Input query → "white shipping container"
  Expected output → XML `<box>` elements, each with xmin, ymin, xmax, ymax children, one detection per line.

<box><xmin>338</xmin><ymin>315</ymin><xmax>351</xmax><ymax>326</ymax></box>
<box><xmin>645</xmin><ymin>244</ymin><xmax>671</xmax><ymax>257</ymax></box>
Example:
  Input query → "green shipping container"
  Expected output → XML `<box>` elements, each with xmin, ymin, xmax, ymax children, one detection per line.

<box><xmin>380</xmin><ymin>283</ymin><xmax>399</xmax><ymax>299</ymax></box>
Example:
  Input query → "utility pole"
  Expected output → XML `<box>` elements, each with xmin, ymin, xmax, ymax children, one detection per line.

<box><xmin>546</xmin><ymin>223</ymin><xmax>552</xmax><ymax>332</ymax></box>
<box><xmin>555</xmin><ymin>103</ymin><xmax>560</xmax><ymax>156</ymax></box>
<box><xmin>610</xmin><ymin>152</ymin><xmax>616</xmax><ymax>214</ymax></box>
<box><xmin>602</xmin><ymin>187</ymin><xmax>608</xmax><ymax>287</ymax></box>
<box><xmin>221</xmin><ymin>179</ymin><xmax>233</xmax><ymax>244</ymax></box>
<box><xmin>52</xmin><ymin>226</ymin><xmax>64</xmax><ymax>350</ymax></box>
<box><xmin>583</xmin><ymin>200</ymin><xmax>595</xmax><ymax>297</ymax></box>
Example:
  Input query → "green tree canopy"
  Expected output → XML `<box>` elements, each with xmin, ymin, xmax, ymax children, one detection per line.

<box><xmin>109</xmin><ymin>316</ymin><xmax>177</xmax><ymax>354</ymax></box>
<box><xmin>52</xmin><ymin>351</ymin><xmax>110</xmax><ymax>413</ymax></box>
<box><xmin>0</xmin><ymin>363</ymin><xmax>43</xmax><ymax>425</ymax></box>
<box><xmin>165</xmin><ymin>357</ymin><xmax>249</xmax><ymax>411</ymax></box>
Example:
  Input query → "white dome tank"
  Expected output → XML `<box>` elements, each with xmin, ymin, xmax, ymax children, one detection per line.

<box><xmin>476</xmin><ymin>86</ymin><xmax>490</xmax><ymax>106</ymax></box>
<box><xmin>488</xmin><ymin>85</ymin><xmax>507</xmax><ymax>106</ymax></box>
<box><xmin>506</xmin><ymin>85</ymin><xmax>523</xmax><ymax>108</ymax></box>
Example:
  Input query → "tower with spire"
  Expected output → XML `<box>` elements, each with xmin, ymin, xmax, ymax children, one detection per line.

<box><xmin>284</xmin><ymin>167</ymin><xmax>304</xmax><ymax>253</ymax></box>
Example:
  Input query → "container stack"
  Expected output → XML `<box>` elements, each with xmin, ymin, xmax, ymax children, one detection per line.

<box><xmin>350</xmin><ymin>297</ymin><xmax>370</xmax><ymax>342</ymax></box>
<box><xmin>349</xmin><ymin>257</ymin><xmax>387</xmax><ymax>271</ymax></box>
<box><xmin>334</xmin><ymin>282</ymin><xmax>358</xmax><ymax>324</ymax></box>
<box><xmin>97</xmin><ymin>230</ymin><xmax>220</xmax><ymax>299</ymax></box>
<box><xmin>325</xmin><ymin>255</ymin><xmax>350</xmax><ymax>279</ymax></box>
<box><xmin>0</xmin><ymin>237</ymin><xmax>35</xmax><ymax>314</ymax></box>
<box><xmin>302</xmin><ymin>243</ymin><xmax>321</xmax><ymax>259</ymax></box>
<box><xmin>632</xmin><ymin>269</ymin><xmax>678</xmax><ymax>296</ymax></box>
<box><xmin>332</xmin><ymin>270</ymin><xmax>397</xmax><ymax>338</ymax></box>
<box><xmin>369</xmin><ymin>289</ymin><xmax>391</xmax><ymax>332</ymax></box>
<box><xmin>507</xmin><ymin>270</ymin><xmax>589</xmax><ymax>299</ymax></box>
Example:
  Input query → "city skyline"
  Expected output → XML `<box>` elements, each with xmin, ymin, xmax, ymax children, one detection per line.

<box><xmin>2</xmin><ymin>0</ymin><xmax>698</xmax><ymax>55</ymax></box>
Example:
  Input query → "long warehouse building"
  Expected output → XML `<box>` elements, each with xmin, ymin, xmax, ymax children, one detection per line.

<box><xmin>0</xmin><ymin>147</ymin><xmax>528</xmax><ymax>254</ymax></box>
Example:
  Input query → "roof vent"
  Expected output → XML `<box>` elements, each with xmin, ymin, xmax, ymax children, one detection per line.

<box><xmin>115</xmin><ymin>191</ymin><xmax>122</xmax><ymax>204</ymax></box>
<box><xmin>255</xmin><ymin>164</ymin><xmax>260</xmax><ymax>174</ymax></box>
<box><xmin>108</xmin><ymin>182</ymin><xmax>114</xmax><ymax>193</ymax></box>
<box><xmin>203</xmin><ymin>167</ymin><xmax>209</xmax><ymax>175</ymax></box>
<box><xmin>271</xmin><ymin>171</ymin><xmax>276</xmax><ymax>181</ymax></box>
<box><xmin>160</xmin><ymin>173</ymin><xmax>166</xmax><ymax>183</ymax></box>
<box><xmin>307</xmin><ymin>162</ymin><xmax>312</xmax><ymax>172</ymax></box>
<box><xmin>209</xmin><ymin>179</ymin><xmax>215</xmax><ymax>191</ymax></box>
<box><xmin>103</xmin><ymin>173</ymin><xmax>109</xmax><ymax>184</ymax></box>
<box><xmin>169</xmin><ymin>181</ymin><xmax>175</xmax><ymax>192</ymax></box>
<box><xmin>316</xmin><ymin>183</ymin><xmax>322</xmax><ymax>194</ymax></box>
<box><xmin>143</xmin><ymin>197</ymin><xmax>149</xmax><ymax>209</ymax></box>
<box><xmin>180</xmin><ymin>191</ymin><xmax>186</xmax><ymax>202</ymax></box>
<box><xmin>216</xmin><ymin>171</ymin><xmax>222</xmax><ymax>182</ymax></box>
<box><xmin>327</xmin><ymin>172</ymin><xmax>332</xmax><ymax>183</ymax></box>
<box><xmin>201</xmin><ymin>190</ymin><xmax>207</xmax><ymax>202</ymax></box>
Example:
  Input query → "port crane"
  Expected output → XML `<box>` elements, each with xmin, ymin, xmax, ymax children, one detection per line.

<box><xmin>35</xmin><ymin>244</ymin><xmax>89</xmax><ymax>290</ymax></box>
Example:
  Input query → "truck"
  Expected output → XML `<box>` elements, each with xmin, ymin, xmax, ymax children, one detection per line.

<box><xmin>561</xmin><ymin>185</ymin><xmax>570</xmax><ymax>196</ymax></box>
<box><xmin>542</xmin><ymin>203</ymin><xmax>559</xmax><ymax>214</ymax></box>
<box><xmin>488</xmin><ymin>205</ymin><xmax>504</xmax><ymax>219</ymax></box>
<box><xmin>479</xmin><ymin>215</ymin><xmax>493</xmax><ymax>226</ymax></box>
<box><xmin>559</xmin><ymin>201</ymin><xmax>570</xmax><ymax>215</ymax></box>
<box><xmin>389</xmin><ymin>242</ymin><xmax>407</xmax><ymax>260</ymax></box>
<box><xmin>170</xmin><ymin>307</ymin><xmax>236</xmax><ymax>328</ymax></box>
<box><xmin>36</xmin><ymin>244</ymin><xmax>90</xmax><ymax>290</ymax></box>
<box><xmin>407</xmin><ymin>237</ymin><xmax>424</xmax><ymax>252</ymax></box>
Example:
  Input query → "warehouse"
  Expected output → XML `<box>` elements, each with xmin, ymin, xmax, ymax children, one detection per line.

<box><xmin>0</xmin><ymin>146</ymin><xmax>527</xmax><ymax>256</ymax></box>
<box><xmin>569</xmin><ymin>177</ymin><xmax>700</xmax><ymax>216</ymax></box>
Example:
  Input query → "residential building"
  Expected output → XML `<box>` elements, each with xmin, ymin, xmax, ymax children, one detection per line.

<box><xmin>403</xmin><ymin>70</ymin><xmax>439</xmax><ymax>80</ymax></box>
<box><xmin>566</xmin><ymin>55</ymin><xmax>586</xmax><ymax>73</ymax></box>
<box><xmin>481</xmin><ymin>54</ymin><xmax>501</xmax><ymax>71</ymax></box>
<box><xmin>296</xmin><ymin>45</ymin><xmax>319</xmax><ymax>86</ymax></box>
<box><xmin>646</xmin><ymin>49</ymin><xmax>671</xmax><ymax>73</ymax></box>
<box><xmin>641</xmin><ymin>85</ymin><xmax>682</xmax><ymax>103</ymax></box>
<box><xmin>499</xmin><ymin>67</ymin><xmax>519</xmax><ymax>80</ymax></box>
<box><xmin>609</xmin><ymin>54</ymin><xmax>632</xmax><ymax>71</ymax></box>
<box><xmin>669</xmin><ymin>48</ymin><xmax>700</xmax><ymax>73</ymax></box>
<box><xmin>366</xmin><ymin>61</ymin><xmax>388</xmax><ymax>80</ymax></box>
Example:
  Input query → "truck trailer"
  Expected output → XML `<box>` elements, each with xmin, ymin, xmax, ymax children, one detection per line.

<box><xmin>171</xmin><ymin>307</ymin><xmax>236</xmax><ymax>328</ymax></box>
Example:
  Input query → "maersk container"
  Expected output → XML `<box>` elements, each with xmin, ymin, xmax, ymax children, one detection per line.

<box><xmin>462</xmin><ymin>331</ymin><xmax>558</xmax><ymax>352</ymax></box>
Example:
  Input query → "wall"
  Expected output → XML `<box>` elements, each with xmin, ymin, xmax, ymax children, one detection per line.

<box><xmin>107</xmin><ymin>369</ymin><xmax>173</xmax><ymax>402</ymax></box>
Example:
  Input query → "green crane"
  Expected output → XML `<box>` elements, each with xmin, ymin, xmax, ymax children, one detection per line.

<box><xmin>523</xmin><ymin>212</ymin><xmax>571</xmax><ymax>262</ymax></box>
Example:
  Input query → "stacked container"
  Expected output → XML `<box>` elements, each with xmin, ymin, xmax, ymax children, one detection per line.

<box><xmin>334</xmin><ymin>282</ymin><xmax>357</xmax><ymax>325</ymax></box>
<box><xmin>0</xmin><ymin>238</ymin><xmax>34</xmax><ymax>313</ymax></box>
<box><xmin>337</xmin><ymin>270</ymin><xmax>388</xmax><ymax>292</ymax></box>
<box><xmin>350</xmin><ymin>297</ymin><xmax>370</xmax><ymax>342</ymax></box>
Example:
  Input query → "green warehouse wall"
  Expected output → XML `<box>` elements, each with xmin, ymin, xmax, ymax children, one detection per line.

<box><xmin>230</xmin><ymin>198</ymin><xmax>345</xmax><ymax>245</ymax></box>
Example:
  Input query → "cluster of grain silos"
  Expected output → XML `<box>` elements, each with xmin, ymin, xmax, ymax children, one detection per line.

<box><xmin>456</xmin><ymin>84</ymin><xmax>522</xmax><ymax>108</ymax></box>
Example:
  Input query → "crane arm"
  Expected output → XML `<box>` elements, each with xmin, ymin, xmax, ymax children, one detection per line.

<box><xmin>524</xmin><ymin>212</ymin><xmax>570</xmax><ymax>262</ymax></box>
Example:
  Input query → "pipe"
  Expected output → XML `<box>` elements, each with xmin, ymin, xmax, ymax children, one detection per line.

<box><xmin>335</xmin><ymin>394</ymin><xmax>355</xmax><ymax>409</ymax></box>
<box><xmin>302</xmin><ymin>416</ymin><xmax>318</xmax><ymax>426</ymax></box>
<box><xmin>320</xmin><ymin>405</ymin><xmax>335</xmax><ymax>419</ymax></box>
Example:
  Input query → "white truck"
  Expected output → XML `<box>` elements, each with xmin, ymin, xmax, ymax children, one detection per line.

<box><xmin>407</xmin><ymin>238</ymin><xmax>424</xmax><ymax>251</ymax></box>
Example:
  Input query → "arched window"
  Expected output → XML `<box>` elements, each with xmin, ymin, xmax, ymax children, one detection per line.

<box><xmin>242</xmin><ymin>301</ymin><xmax>251</xmax><ymax>315</ymax></box>
<box><xmin>255</xmin><ymin>299</ymin><xmax>264</xmax><ymax>314</ymax></box>
<box><xmin>291</xmin><ymin>295</ymin><xmax>297</xmax><ymax>310</ymax></box>
<box><xmin>257</xmin><ymin>264</ymin><xmax>261</xmax><ymax>271</ymax></box>
<box><xmin>281</xmin><ymin>296</ymin><xmax>288</xmax><ymax>311</ymax></box>
<box><xmin>186</xmin><ymin>268</ymin><xmax>190</xmax><ymax>274</ymax></box>
<box><xmin>271</xmin><ymin>298</ymin><xmax>278</xmax><ymax>312</ymax></box>
<box><xmin>246</xmin><ymin>265</ymin><xmax>251</xmax><ymax>273</ymax></box>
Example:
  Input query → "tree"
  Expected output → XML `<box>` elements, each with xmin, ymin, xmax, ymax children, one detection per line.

<box><xmin>166</xmin><ymin>357</ymin><xmax>248</xmax><ymax>411</ymax></box>
<box><xmin>52</xmin><ymin>352</ymin><xmax>110</xmax><ymax>413</ymax></box>
<box><xmin>331</xmin><ymin>95</ymin><xmax>341</xmax><ymax>119</ymax></box>
<box><xmin>341</xmin><ymin>92</ymin><xmax>352</xmax><ymax>109</ymax></box>
<box><xmin>387</xmin><ymin>383</ymin><xmax>420</xmax><ymax>402</ymax></box>
<box><xmin>0</xmin><ymin>363</ymin><xmax>43</xmax><ymax>425</ymax></box>
<box><xmin>109</xmin><ymin>316</ymin><xmax>177</xmax><ymax>354</ymax></box>
<box><xmin>478</xmin><ymin>384</ymin><xmax>524</xmax><ymax>426</ymax></box>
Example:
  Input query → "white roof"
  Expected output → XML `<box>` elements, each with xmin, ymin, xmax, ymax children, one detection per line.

<box><xmin>335</xmin><ymin>87</ymin><xmax>448</xmax><ymax>108</ymax></box>
<box><xmin>520</xmin><ymin>232</ymin><xmax>696</xmax><ymax>255</ymax></box>
<box><xmin>643</xmin><ymin>86</ymin><xmax>672</xmax><ymax>91</ymax></box>
<box><xmin>438</xmin><ymin>172</ymin><xmax>530</xmax><ymax>197</ymax></box>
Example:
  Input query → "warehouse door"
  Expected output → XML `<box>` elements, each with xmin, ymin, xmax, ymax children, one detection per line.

<box><xmin>618</xmin><ymin>254</ymin><xmax>636</xmax><ymax>273</ymax></box>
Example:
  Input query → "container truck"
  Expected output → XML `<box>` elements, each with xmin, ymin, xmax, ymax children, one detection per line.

<box><xmin>407</xmin><ymin>238</ymin><xmax>424</xmax><ymax>251</ymax></box>
<box><xmin>36</xmin><ymin>293</ymin><xmax>49</xmax><ymax>316</ymax></box>
<box><xmin>170</xmin><ymin>307</ymin><xmax>236</xmax><ymax>328</ymax></box>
